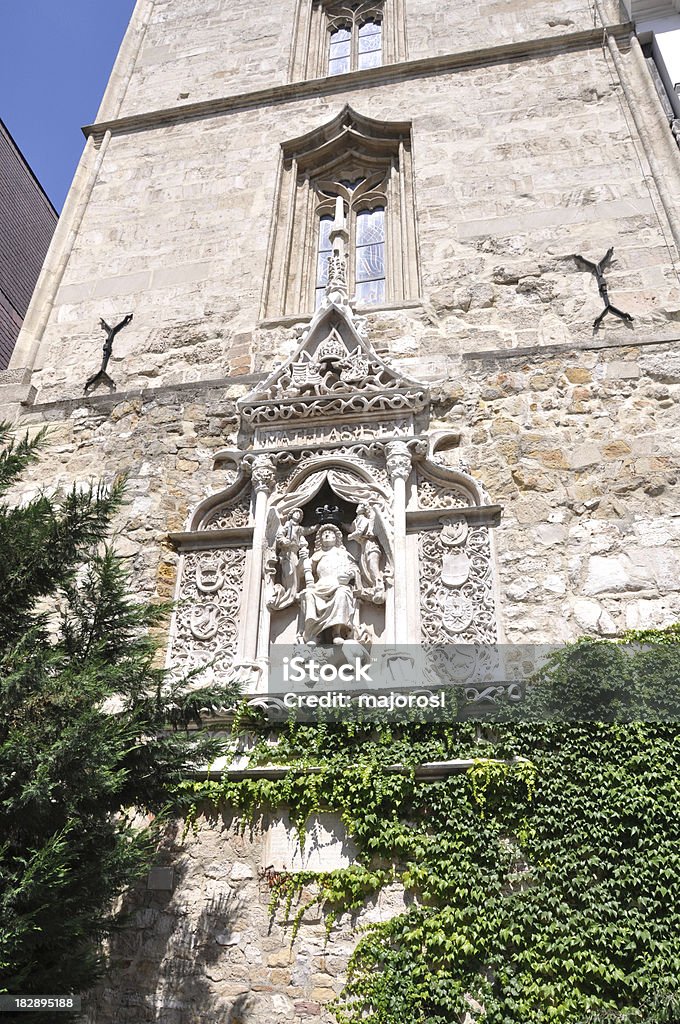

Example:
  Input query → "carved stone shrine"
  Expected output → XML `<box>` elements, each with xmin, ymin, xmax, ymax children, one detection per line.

<box><xmin>167</xmin><ymin>202</ymin><xmax>501</xmax><ymax>695</ymax></box>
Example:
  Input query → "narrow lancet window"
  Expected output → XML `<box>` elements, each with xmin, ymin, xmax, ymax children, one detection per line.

<box><xmin>290</xmin><ymin>2</ymin><xmax>404</xmax><ymax>83</ymax></box>
<box><xmin>355</xmin><ymin>206</ymin><xmax>385</xmax><ymax>305</ymax></box>
<box><xmin>263</xmin><ymin>108</ymin><xmax>419</xmax><ymax>319</ymax></box>
<box><xmin>358</xmin><ymin>19</ymin><xmax>382</xmax><ymax>70</ymax></box>
<box><xmin>315</xmin><ymin>215</ymin><xmax>334</xmax><ymax>308</ymax></box>
<box><xmin>329</xmin><ymin>25</ymin><xmax>352</xmax><ymax>76</ymax></box>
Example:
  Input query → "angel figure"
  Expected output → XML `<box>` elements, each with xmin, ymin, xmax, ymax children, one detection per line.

<box><xmin>265</xmin><ymin>507</ymin><xmax>308</xmax><ymax>611</ymax></box>
<box><xmin>348</xmin><ymin>501</ymin><xmax>391</xmax><ymax>603</ymax></box>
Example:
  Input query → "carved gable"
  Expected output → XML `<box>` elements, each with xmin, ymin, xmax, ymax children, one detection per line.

<box><xmin>239</xmin><ymin>302</ymin><xmax>427</xmax><ymax>434</ymax></box>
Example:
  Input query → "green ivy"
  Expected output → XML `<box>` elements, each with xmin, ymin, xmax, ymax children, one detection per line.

<box><xmin>183</xmin><ymin>629</ymin><xmax>680</xmax><ymax>1023</ymax></box>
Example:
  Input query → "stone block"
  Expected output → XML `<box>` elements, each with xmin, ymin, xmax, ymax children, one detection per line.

<box><xmin>268</xmin><ymin>948</ymin><xmax>294</xmax><ymax>967</ymax></box>
<box><xmin>230</xmin><ymin>861</ymin><xmax>255</xmax><ymax>881</ymax></box>
<box><xmin>565</xmin><ymin>367</ymin><xmax>592</xmax><ymax>383</ymax></box>
<box><xmin>93</xmin><ymin>272</ymin><xmax>151</xmax><ymax>298</ymax></box>
<box><xmin>583</xmin><ymin>555</ymin><xmax>654</xmax><ymax>596</ymax></box>
<box><xmin>294</xmin><ymin>1002</ymin><xmax>322</xmax><ymax>1016</ymax></box>
<box><xmin>604</xmin><ymin>361</ymin><xmax>641</xmax><ymax>380</ymax></box>
<box><xmin>263</xmin><ymin>813</ymin><xmax>357</xmax><ymax>873</ymax></box>
<box><xmin>271</xmin><ymin>993</ymin><xmax>294</xmax><ymax>1015</ymax></box>
<box><xmin>570</xmin><ymin>443</ymin><xmax>600</xmax><ymax>470</ymax></box>
<box><xmin>601</xmin><ymin>439</ymin><xmax>631</xmax><ymax>459</ymax></box>
<box><xmin>152</xmin><ymin>262</ymin><xmax>213</xmax><ymax>288</ymax></box>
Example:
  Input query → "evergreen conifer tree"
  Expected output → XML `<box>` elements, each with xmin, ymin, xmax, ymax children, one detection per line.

<box><xmin>0</xmin><ymin>427</ymin><xmax>235</xmax><ymax>1012</ymax></box>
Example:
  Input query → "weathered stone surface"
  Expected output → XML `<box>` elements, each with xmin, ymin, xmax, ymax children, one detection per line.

<box><xmin>7</xmin><ymin>2</ymin><xmax>680</xmax><ymax>1021</ymax></box>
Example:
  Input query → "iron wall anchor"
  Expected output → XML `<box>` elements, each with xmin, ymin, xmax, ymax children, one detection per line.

<box><xmin>573</xmin><ymin>248</ymin><xmax>633</xmax><ymax>331</ymax></box>
<box><xmin>84</xmin><ymin>313</ymin><xmax>133</xmax><ymax>394</ymax></box>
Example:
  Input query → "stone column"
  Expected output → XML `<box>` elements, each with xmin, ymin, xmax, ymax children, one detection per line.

<box><xmin>386</xmin><ymin>441</ymin><xmax>412</xmax><ymax>643</ymax></box>
<box><xmin>241</xmin><ymin>455</ymin><xmax>276</xmax><ymax>666</ymax></box>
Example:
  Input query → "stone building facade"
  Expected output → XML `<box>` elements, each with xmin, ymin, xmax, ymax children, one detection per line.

<box><xmin>4</xmin><ymin>0</ymin><xmax>680</xmax><ymax>1020</ymax></box>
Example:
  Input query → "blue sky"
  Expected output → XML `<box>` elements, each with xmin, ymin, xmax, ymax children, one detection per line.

<box><xmin>0</xmin><ymin>0</ymin><xmax>137</xmax><ymax>212</ymax></box>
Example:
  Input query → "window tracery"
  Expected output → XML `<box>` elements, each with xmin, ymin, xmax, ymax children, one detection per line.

<box><xmin>289</xmin><ymin>0</ymin><xmax>406</xmax><ymax>82</ymax></box>
<box><xmin>262</xmin><ymin>107</ymin><xmax>419</xmax><ymax>320</ymax></box>
<box><xmin>314</xmin><ymin>174</ymin><xmax>387</xmax><ymax>308</ymax></box>
<box><xmin>326</xmin><ymin>5</ymin><xmax>383</xmax><ymax>76</ymax></box>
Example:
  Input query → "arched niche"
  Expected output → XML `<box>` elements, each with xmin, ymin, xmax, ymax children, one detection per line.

<box><xmin>263</xmin><ymin>458</ymin><xmax>393</xmax><ymax>645</ymax></box>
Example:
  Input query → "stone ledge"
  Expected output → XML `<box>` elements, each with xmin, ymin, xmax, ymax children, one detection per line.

<box><xmin>461</xmin><ymin>331</ymin><xmax>680</xmax><ymax>364</ymax></box>
<box><xmin>192</xmin><ymin>758</ymin><xmax>516</xmax><ymax>781</ymax></box>
<box><xmin>0</xmin><ymin>368</ymin><xmax>37</xmax><ymax>408</ymax></box>
<box><xmin>83</xmin><ymin>25</ymin><xmax>633</xmax><ymax>141</ymax></box>
<box><xmin>19</xmin><ymin>373</ymin><xmax>263</xmax><ymax>420</ymax></box>
<box><xmin>406</xmin><ymin>505</ymin><xmax>503</xmax><ymax>531</ymax></box>
<box><xmin>168</xmin><ymin>526</ymin><xmax>254</xmax><ymax>551</ymax></box>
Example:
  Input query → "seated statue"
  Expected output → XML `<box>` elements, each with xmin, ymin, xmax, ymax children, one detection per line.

<box><xmin>301</xmin><ymin>525</ymin><xmax>360</xmax><ymax>644</ymax></box>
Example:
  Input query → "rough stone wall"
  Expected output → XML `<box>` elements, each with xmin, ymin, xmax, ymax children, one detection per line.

<box><xmin>84</xmin><ymin>811</ymin><xmax>402</xmax><ymax>1024</ymax></box>
<box><xmin>30</xmin><ymin>43</ymin><xmax>680</xmax><ymax>403</ymax></box>
<box><xmin>406</xmin><ymin>0</ymin><xmax>598</xmax><ymax>59</ymax></box>
<box><xmin>5</xmin><ymin>0</ymin><xmax>680</xmax><ymax>1019</ymax></box>
<box><xmin>13</xmin><ymin>329</ymin><xmax>680</xmax><ymax>642</ymax></box>
<box><xmin>113</xmin><ymin>0</ymin><xmax>608</xmax><ymax>120</ymax></box>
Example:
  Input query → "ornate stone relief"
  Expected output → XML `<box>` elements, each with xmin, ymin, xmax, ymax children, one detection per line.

<box><xmin>168</xmin><ymin>222</ymin><xmax>502</xmax><ymax>693</ymax></box>
<box><xmin>416</xmin><ymin>471</ymin><xmax>477</xmax><ymax>510</ymax></box>
<box><xmin>171</xmin><ymin>548</ymin><xmax>246</xmax><ymax>679</ymax></box>
<box><xmin>419</xmin><ymin>519</ymin><xmax>497</xmax><ymax>644</ymax></box>
<box><xmin>202</xmin><ymin>490</ymin><xmax>251</xmax><ymax>530</ymax></box>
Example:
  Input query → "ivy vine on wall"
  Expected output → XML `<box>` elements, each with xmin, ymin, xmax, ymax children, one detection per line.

<box><xmin>182</xmin><ymin>628</ymin><xmax>680</xmax><ymax>1023</ymax></box>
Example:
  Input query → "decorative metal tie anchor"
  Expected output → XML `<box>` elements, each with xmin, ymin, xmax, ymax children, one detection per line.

<box><xmin>84</xmin><ymin>313</ymin><xmax>133</xmax><ymax>393</ymax></box>
<box><xmin>573</xmin><ymin>247</ymin><xmax>633</xmax><ymax>331</ymax></box>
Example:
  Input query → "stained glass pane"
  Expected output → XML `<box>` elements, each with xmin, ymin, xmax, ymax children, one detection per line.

<box><xmin>317</xmin><ymin>215</ymin><xmax>333</xmax><ymax>290</ymax></box>
<box><xmin>356</xmin><ymin>242</ymin><xmax>385</xmax><ymax>282</ymax></box>
<box><xmin>356</xmin><ymin>207</ymin><xmax>385</xmax><ymax>246</ymax></box>
<box><xmin>332</xmin><ymin>26</ymin><xmax>352</xmax><ymax>42</ymax></box>
<box><xmin>358</xmin><ymin>49</ymin><xmax>381</xmax><ymax>69</ymax></box>
<box><xmin>355</xmin><ymin>207</ymin><xmax>385</xmax><ymax>305</ymax></box>
<box><xmin>355</xmin><ymin>278</ymin><xmax>385</xmax><ymax>304</ymax></box>
<box><xmin>330</xmin><ymin>37</ymin><xmax>352</xmax><ymax>58</ymax></box>
<box><xmin>329</xmin><ymin>55</ymin><xmax>351</xmax><ymax>76</ymax></box>
<box><xmin>319</xmin><ymin>215</ymin><xmax>333</xmax><ymax>252</ymax></box>
<box><xmin>359</xmin><ymin>21</ymin><xmax>382</xmax><ymax>47</ymax></box>
<box><xmin>317</xmin><ymin>254</ymin><xmax>330</xmax><ymax>287</ymax></box>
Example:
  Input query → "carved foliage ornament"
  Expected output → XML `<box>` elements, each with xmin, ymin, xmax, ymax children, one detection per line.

<box><xmin>239</xmin><ymin>304</ymin><xmax>427</xmax><ymax>429</ymax></box>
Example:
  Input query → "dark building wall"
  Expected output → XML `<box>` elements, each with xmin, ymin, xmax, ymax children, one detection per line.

<box><xmin>0</xmin><ymin>119</ymin><xmax>57</xmax><ymax>370</ymax></box>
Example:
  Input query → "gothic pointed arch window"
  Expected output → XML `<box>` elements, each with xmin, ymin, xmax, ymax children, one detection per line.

<box><xmin>289</xmin><ymin>0</ymin><xmax>406</xmax><ymax>82</ymax></box>
<box><xmin>261</xmin><ymin>107</ymin><xmax>420</xmax><ymax>320</ymax></box>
